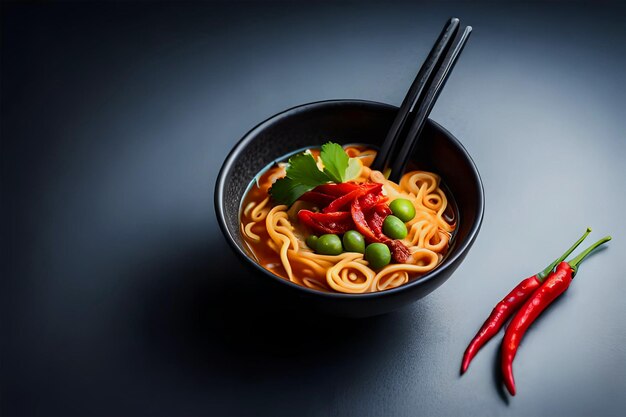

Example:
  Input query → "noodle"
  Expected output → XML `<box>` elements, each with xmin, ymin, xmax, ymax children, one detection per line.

<box><xmin>239</xmin><ymin>145</ymin><xmax>456</xmax><ymax>294</ymax></box>
<box><xmin>326</xmin><ymin>253</ymin><xmax>375</xmax><ymax>293</ymax></box>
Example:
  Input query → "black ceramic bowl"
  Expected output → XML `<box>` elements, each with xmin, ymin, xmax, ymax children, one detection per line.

<box><xmin>215</xmin><ymin>100</ymin><xmax>484</xmax><ymax>317</ymax></box>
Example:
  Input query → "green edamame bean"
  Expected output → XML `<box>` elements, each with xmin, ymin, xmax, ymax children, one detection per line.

<box><xmin>389</xmin><ymin>198</ymin><xmax>416</xmax><ymax>222</ymax></box>
<box><xmin>316</xmin><ymin>234</ymin><xmax>343</xmax><ymax>255</ymax></box>
<box><xmin>365</xmin><ymin>243</ymin><xmax>391</xmax><ymax>269</ymax></box>
<box><xmin>342</xmin><ymin>230</ymin><xmax>365</xmax><ymax>253</ymax></box>
<box><xmin>305</xmin><ymin>235</ymin><xmax>318</xmax><ymax>251</ymax></box>
<box><xmin>383</xmin><ymin>215</ymin><xmax>408</xmax><ymax>239</ymax></box>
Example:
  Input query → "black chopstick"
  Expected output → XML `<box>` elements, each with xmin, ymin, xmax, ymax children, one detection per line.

<box><xmin>370</xmin><ymin>18</ymin><xmax>460</xmax><ymax>172</ymax></box>
<box><xmin>388</xmin><ymin>25</ymin><xmax>472</xmax><ymax>182</ymax></box>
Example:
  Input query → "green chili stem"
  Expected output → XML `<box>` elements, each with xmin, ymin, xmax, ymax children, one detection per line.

<box><xmin>568</xmin><ymin>235</ymin><xmax>612</xmax><ymax>275</ymax></box>
<box><xmin>536</xmin><ymin>227</ymin><xmax>592</xmax><ymax>282</ymax></box>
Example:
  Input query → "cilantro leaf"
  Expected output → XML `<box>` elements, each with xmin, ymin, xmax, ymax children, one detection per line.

<box><xmin>269</xmin><ymin>177</ymin><xmax>315</xmax><ymax>206</ymax></box>
<box><xmin>268</xmin><ymin>142</ymin><xmax>363</xmax><ymax>206</ymax></box>
<box><xmin>286</xmin><ymin>152</ymin><xmax>331</xmax><ymax>186</ymax></box>
<box><xmin>344</xmin><ymin>157</ymin><xmax>362</xmax><ymax>181</ymax></box>
<box><xmin>320</xmin><ymin>142</ymin><xmax>349</xmax><ymax>183</ymax></box>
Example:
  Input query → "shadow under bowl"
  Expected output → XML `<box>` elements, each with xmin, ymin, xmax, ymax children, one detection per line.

<box><xmin>215</xmin><ymin>100</ymin><xmax>484</xmax><ymax>318</ymax></box>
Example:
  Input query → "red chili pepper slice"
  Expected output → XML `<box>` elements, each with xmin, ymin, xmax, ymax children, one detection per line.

<box><xmin>374</xmin><ymin>203</ymin><xmax>392</xmax><ymax>216</ymax></box>
<box><xmin>350</xmin><ymin>197</ymin><xmax>379</xmax><ymax>243</ymax></box>
<box><xmin>388</xmin><ymin>240</ymin><xmax>411</xmax><ymax>263</ymax></box>
<box><xmin>322</xmin><ymin>188</ymin><xmax>368</xmax><ymax>213</ymax></box>
<box><xmin>460</xmin><ymin>228</ymin><xmax>592</xmax><ymax>375</ymax></box>
<box><xmin>501</xmin><ymin>236</ymin><xmax>611</xmax><ymax>396</ymax></box>
<box><xmin>297</xmin><ymin>210</ymin><xmax>353</xmax><ymax>234</ymax></box>
<box><xmin>358</xmin><ymin>184</ymin><xmax>386</xmax><ymax>211</ymax></box>
<box><xmin>365</xmin><ymin>209</ymin><xmax>385</xmax><ymax>238</ymax></box>
<box><xmin>299</xmin><ymin>191</ymin><xmax>336</xmax><ymax>207</ymax></box>
<box><xmin>313</xmin><ymin>182</ymin><xmax>361</xmax><ymax>197</ymax></box>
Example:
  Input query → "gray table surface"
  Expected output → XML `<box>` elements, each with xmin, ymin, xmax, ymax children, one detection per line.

<box><xmin>2</xmin><ymin>1</ymin><xmax>625</xmax><ymax>416</ymax></box>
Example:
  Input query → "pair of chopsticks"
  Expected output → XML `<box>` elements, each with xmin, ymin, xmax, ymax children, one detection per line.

<box><xmin>371</xmin><ymin>18</ymin><xmax>472</xmax><ymax>182</ymax></box>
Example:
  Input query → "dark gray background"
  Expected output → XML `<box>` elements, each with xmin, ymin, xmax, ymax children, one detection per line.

<box><xmin>2</xmin><ymin>1</ymin><xmax>625</xmax><ymax>416</ymax></box>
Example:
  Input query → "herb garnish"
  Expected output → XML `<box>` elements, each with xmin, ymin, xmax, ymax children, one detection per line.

<box><xmin>269</xmin><ymin>142</ymin><xmax>361</xmax><ymax>205</ymax></box>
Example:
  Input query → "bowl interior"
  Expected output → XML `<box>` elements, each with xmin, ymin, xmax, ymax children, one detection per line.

<box><xmin>216</xmin><ymin>100</ymin><xmax>483</xmax><ymax>298</ymax></box>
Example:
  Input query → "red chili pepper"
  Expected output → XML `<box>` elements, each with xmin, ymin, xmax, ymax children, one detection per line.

<box><xmin>322</xmin><ymin>183</ymin><xmax>381</xmax><ymax>213</ymax></box>
<box><xmin>300</xmin><ymin>183</ymin><xmax>381</xmax><ymax>211</ymax></box>
<box><xmin>351</xmin><ymin>197</ymin><xmax>380</xmax><ymax>242</ymax></box>
<box><xmin>312</xmin><ymin>182</ymin><xmax>361</xmax><ymax>197</ymax></box>
<box><xmin>358</xmin><ymin>187</ymin><xmax>387</xmax><ymax>211</ymax></box>
<box><xmin>501</xmin><ymin>235</ymin><xmax>612</xmax><ymax>396</ymax></box>
<box><xmin>373</xmin><ymin>202</ymin><xmax>392</xmax><ymax>216</ymax></box>
<box><xmin>299</xmin><ymin>191</ymin><xmax>336</xmax><ymax>207</ymax></box>
<box><xmin>388</xmin><ymin>240</ymin><xmax>411</xmax><ymax>263</ymax></box>
<box><xmin>297</xmin><ymin>210</ymin><xmax>353</xmax><ymax>234</ymax></box>
<box><xmin>460</xmin><ymin>228</ymin><xmax>592</xmax><ymax>374</ymax></box>
<box><xmin>366</xmin><ymin>207</ymin><xmax>387</xmax><ymax>237</ymax></box>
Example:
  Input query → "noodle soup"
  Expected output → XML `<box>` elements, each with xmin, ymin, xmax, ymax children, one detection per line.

<box><xmin>239</xmin><ymin>144</ymin><xmax>457</xmax><ymax>294</ymax></box>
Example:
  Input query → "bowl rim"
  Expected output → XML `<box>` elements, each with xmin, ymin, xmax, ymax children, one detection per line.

<box><xmin>215</xmin><ymin>99</ymin><xmax>485</xmax><ymax>299</ymax></box>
